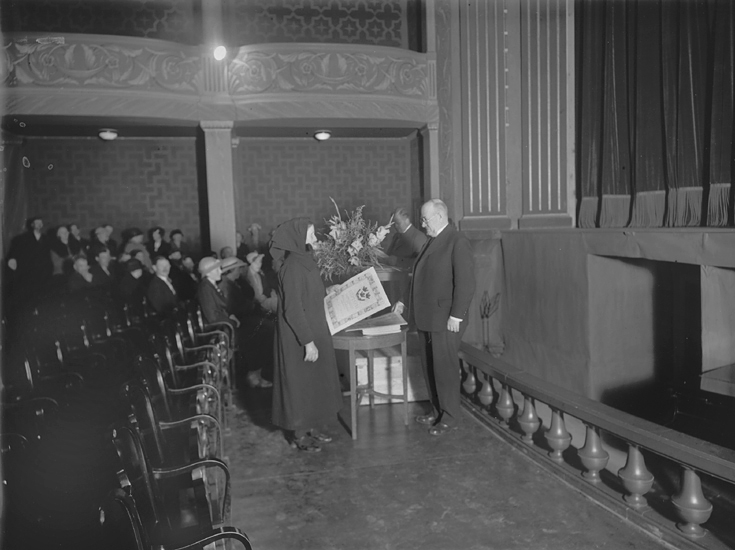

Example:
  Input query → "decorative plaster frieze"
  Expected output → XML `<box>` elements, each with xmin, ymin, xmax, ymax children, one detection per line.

<box><xmin>2</xmin><ymin>35</ymin><xmax>202</xmax><ymax>94</ymax></box>
<box><xmin>229</xmin><ymin>44</ymin><xmax>430</xmax><ymax>99</ymax></box>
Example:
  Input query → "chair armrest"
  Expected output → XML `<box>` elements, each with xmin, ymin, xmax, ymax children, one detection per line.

<box><xmin>159</xmin><ymin>413</ymin><xmax>220</xmax><ymax>434</ymax></box>
<box><xmin>151</xmin><ymin>457</ymin><xmax>230</xmax><ymax>520</ymax></box>
<box><xmin>173</xmin><ymin>526</ymin><xmax>253</xmax><ymax>550</ymax></box>
<box><xmin>167</xmin><ymin>384</ymin><xmax>221</xmax><ymax>413</ymax></box>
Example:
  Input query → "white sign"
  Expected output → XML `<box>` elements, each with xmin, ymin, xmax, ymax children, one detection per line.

<box><xmin>324</xmin><ymin>267</ymin><xmax>391</xmax><ymax>335</ymax></box>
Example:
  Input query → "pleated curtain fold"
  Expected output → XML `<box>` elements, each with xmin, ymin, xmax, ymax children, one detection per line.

<box><xmin>576</xmin><ymin>0</ymin><xmax>734</xmax><ymax>228</ymax></box>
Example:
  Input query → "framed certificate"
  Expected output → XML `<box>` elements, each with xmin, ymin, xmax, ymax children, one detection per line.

<box><xmin>324</xmin><ymin>267</ymin><xmax>391</xmax><ymax>334</ymax></box>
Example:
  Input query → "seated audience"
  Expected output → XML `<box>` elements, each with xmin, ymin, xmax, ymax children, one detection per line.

<box><xmin>171</xmin><ymin>256</ymin><xmax>199</xmax><ymax>301</ymax></box>
<box><xmin>197</xmin><ymin>257</ymin><xmax>233</xmax><ymax>327</ymax></box>
<box><xmin>103</xmin><ymin>224</ymin><xmax>118</xmax><ymax>257</ymax></box>
<box><xmin>146</xmin><ymin>256</ymin><xmax>180</xmax><ymax>318</ymax></box>
<box><xmin>168</xmin><ymin>229</ymin><xmax>187</xmax><ymax>265</ymax></box>
<box><xmin>90</xmin><ymin>246</ymin><xmax>115</xmax><ymax>293</ymax></box>
<box><xmin>118</xmin><ymin>258</ymin><xmax>146</xmax><ymax>318</ymax></box>
<box><xmin>236</xmin><ymin>231</ymin><xmax>250</xmax><ymax>261</ymax></box>
<box><xmin>49</xmin><ymin>225</ymin><xmax>74</xmax><ymax>281</ymax></box>
<box><xmin>89</xmin><ymin>226</ymin><xmax>110</xmax><ymax>259</ymax></box>
<box><xmin>121</xmin><ymin>228</ymin><xmax>152</xmax><ymax>271</ymax></box>
<box><xmin>68</xmin><ymin>223</ymin><xmax>88</xmax><ymax>255</ymax></box>
<box><xmin>68</xmin><ymin>255</ymin><xmax>95</xmax><ymax>293</ymax></box>
<box><xmin>244</xmin><ymin>251</ymin><xmax>277</xmax><ymax>314</ymax></box>
<box><xmin>219</xmin><ymin>257</ymin><xmax>250</xmax><ymax>320</ymax></box>
<box><xmin>146</xmin><ymin>226</ymin><xmax>171</xmax><ymax>260</ymax></box>
<box><xmin>220</xmin><ymin>246</ymin><xmax>234</xmax><ymax>259</ymax></box>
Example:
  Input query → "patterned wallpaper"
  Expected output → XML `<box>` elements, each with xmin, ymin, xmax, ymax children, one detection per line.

<box><xmin>224</xmin><ymin>0</ymin><xmax>418</xmax><ymax>50</ymax></box>
<box><xmin>22</xmin><ymin>138</ymin><xmax>201</xmax><ymax>251</ymax></box>
<box><xmin>232</xmin><ymin>138</ymin><xmax>416</xmax><ymax>243</ymax></box>
<box><xmin>2</xmin><ymin>0</ymin><xmax>202</xmax><ymax>45</ymax></box>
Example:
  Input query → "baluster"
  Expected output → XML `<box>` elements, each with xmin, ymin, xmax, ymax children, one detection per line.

<box><xmin>672</xmin><ymin>468</ymin><xmax>712</xmax><ymax>537</ymax></box>
<box><xmin>461</xmin><ymin>362</ymin><xmax>477</xmax><ymax>396</ymax></box>
<box><xmin>578</xmin><ymin>425</ymin><xmax>609</xmax><ymax>482</ymax></box>
<box><xmin>544</xmin><ymin>409</ymin><xmax>571</xmax><ymax>463</ymax></box>
<box><xmin>617</xmin><ymin>444</ymin><xmax>654</xmax><ymax>508</ymax></box>
<box><xmin>517</xmin><ymin>396</ymin><xmax>541</xmax><ymax>444</ymax></box>
<box><xmin>495</xmin><ymin>385</ymin><xmax>515</xmax><ymax>428</ymax></box>
<box><xmin>477</xmin><ymin>373</ymin><xmax>494</xmax><ymax>411</ymax></box>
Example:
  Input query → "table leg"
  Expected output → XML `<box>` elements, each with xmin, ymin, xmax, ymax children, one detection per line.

<box><xmin>350</xmin><ymin>345</ymin><xmax>357</xmax><ymax>440</ymax></box>
<box><xmin>402</xmin><ymin>339</ymin><xmax>408</xmax><ymax>426</ymax></box>
<box><xmin>367</xmin><ymin>349</ymin><xmax>375</xmax><ymax>408</ymax></box>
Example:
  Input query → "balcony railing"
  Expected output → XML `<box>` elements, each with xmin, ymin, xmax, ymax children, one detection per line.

<box><xmin>1</xmin><ymin>33</ymin><xmax>436</xmax><ymax>122</ymax></box>
<box><xmin>459</xmin><ymin>342</ymin><xmax>735</xmax><ymax>550</ymax></box>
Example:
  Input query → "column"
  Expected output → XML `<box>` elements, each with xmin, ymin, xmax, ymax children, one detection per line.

<box><xmin>421</xmin><ymin>123</ymin><xmax>441</xmax><ymax>202</ymax></box>
<box><xmin>200</xmin><ymin>121</ymin><xmax>236</xmax><ymax>255</ymax></box>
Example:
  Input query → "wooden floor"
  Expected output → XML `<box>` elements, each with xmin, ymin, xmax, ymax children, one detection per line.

<box><xmin>226</xmin><ymin>386</ymin><xmax>667</xmax><ymax>550</ymax></box>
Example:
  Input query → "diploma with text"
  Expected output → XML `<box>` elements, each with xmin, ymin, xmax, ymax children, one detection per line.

<box><xmin>324</xmin><ymin>267</ymin><xmax>391</xmax><ymax>335</ymax></box>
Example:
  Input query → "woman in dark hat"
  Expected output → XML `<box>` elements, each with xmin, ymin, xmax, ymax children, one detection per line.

<box><xmin>146</xmin><ymin>226</ymin><xmax>171</xmax><ymax>260</ymax></box>
<box><xmin>269</xmin><ymin>217</ymin><xmax>342</xmax><ymax>452</ymax></box>
<box><xmin>120</xmin><ymin>228</ymin><xmax>152</xmax><ymax>271</ymax></box>
<box><xmin>118</xmin><ymin>258</ymin><xmax>146</xmax><ymax>317</ymax></box>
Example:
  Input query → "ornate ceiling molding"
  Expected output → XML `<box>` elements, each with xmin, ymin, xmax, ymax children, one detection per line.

<box><xmin>228</xmin><ymin>44</ymin><xmax>431</xmax><ymax>99</ymax></box>
<box><xmin>2</xmin><ymin>34</ymin><xmax>437</xmax><ymax>126</ymax></box>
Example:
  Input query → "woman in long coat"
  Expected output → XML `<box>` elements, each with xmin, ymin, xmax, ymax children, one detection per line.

<box><xmin>269</xmin><ymin>218</ymin><xmax>343</xmax><ymax>452</ymax></box>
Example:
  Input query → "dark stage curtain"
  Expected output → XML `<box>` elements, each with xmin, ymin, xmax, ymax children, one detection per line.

<box><xmin>576</xmin><ymin>0</ymin><xmax>734</xmax><ymax>228</ymax></box>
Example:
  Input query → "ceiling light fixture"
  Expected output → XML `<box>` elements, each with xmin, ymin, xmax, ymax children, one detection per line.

<box><xmin>98</xmin><ymin>128</ymin><xmax>118</xmax><ymax>141</ymax></box>
<box><xmin>213</xmin><ymin>45</ymin><xmax>227</xmax><ymax>61</ymax></box>
<box><xmin>314</xmin><ymin>130</ymin><xmax>331</xmax><ymax>141</ymax></box>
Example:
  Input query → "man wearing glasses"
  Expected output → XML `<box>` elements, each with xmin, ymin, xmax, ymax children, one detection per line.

<box><xmin>394</xmin><ymin>199</ymin><xmax>475</xmax><ymax>436</ymax></box>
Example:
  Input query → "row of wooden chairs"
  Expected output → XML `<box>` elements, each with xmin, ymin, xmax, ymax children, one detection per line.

<box><xmin>1</xmin><ymin>291</ymin><xmax>252</xmax><ymax>550</ymax></box>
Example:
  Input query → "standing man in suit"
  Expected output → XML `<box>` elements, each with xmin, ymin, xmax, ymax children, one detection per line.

<box><xmin>146</xmin><ymin>256</ymin><xmax>180</xmax><ymax>318</ymax></box>
<box><xmin>394</xmin><ymin>199</ymin><xmax>475</xmax><ymax>436</ymax></box>
<box><xmin>384</xmin><ymin>207</ymin><xmax>427</xmax><ymax>267</ymax></box>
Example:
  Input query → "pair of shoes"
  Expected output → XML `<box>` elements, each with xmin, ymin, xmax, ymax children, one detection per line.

<box><xmin>247</xmin><ymin>372</ymin><xmax>272</xmax><ymax>388</ymax></box>
<box><xmin>415</xmin><ymin>413</ymin><xmax>438</xmax><ymax>425</ymax></box>
<box><xmin>290</xmin><ymin>436</ymin><xmax>322</xmax><ymax>453</ymax></box>
<box><xmin>428</xmin><ymin>422</ymin><xmax>456</xmax><ymax>436</ymax></box>
<box><xmin>307</xmin><ymin>430</ymin><xmax>332</xmax><ymax>443</ymax></box>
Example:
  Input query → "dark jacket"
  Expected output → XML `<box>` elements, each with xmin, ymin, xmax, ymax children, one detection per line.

<box><xmin>146</xmin><ymin>276</ymin><xmax>180</xmax><ymax>317</ymax></box>
<box><xmin>409</xmin><ymin>225</ymin><xmax>476</xmax><ymax>332</ymax></box>
<box><xmin>197</xmin><ymin>278</ymin><xmax>230</xmax><ymax>325</ymax></box>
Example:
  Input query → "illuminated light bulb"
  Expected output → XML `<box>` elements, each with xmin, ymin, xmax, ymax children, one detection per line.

<box><xmin>213</xmin><ymin>45</ymin><xmax>227</xmax><ymax>61</ymax></box>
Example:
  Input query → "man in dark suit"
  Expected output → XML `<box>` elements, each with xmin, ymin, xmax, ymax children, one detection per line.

<box><xmin>383</xmin><ymin>207</ymin><xmax>427</xmax><ymax>268</ymax></box>
<box><xmin>197</xmin><ymin>256</ymin><xmax>234</xmax><ymax>326</ymax></box>
<box><xmin>146</xmin><ymin>256</ymin><xmax>180</xmax><ymax>318</ymax></box>
<box><xmin>395</xmin><ymin>199</ymin><xmax>475</xmax><ymax>436</ymax></box>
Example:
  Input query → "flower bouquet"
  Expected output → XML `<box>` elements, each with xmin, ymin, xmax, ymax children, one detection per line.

<box><xmin>313</xmin><ymin>198</ymin><xmax>393</xmax><ymax>281</ymax></box>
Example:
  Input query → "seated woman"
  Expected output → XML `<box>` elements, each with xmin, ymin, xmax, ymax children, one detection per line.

<box><xmin>118</xmin><ymin>258</ymin><xmax>146</xmax><ymax>319</ymax></box>
<box><xmin>168</xmin><ymin>229</ymin><xmax>187</xmax><ymax>266</ymax></box>
<box><xmin>120</xmin><ymin>228</ymin><xmax>152</xmax><ymax>271</ymax></box>
<box><xmin>146</xmin><ymin>226</ymin><xmax>171</xmax><ymax>261</ymax></box>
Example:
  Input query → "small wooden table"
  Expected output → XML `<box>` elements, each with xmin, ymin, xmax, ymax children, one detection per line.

<box><xmin>332</xmin><ymin>328</ymin><xmax>409</xmax><ymax>440</ymax></box>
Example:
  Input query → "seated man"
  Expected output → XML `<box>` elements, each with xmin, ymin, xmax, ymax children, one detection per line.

<box><xmin>68</xmin><ymin>255</ymin><xmax>95</xmax><ymax>294</ymax></box>
<box><xmin>197</xmin><ymin>257</ymin><xmax>233</xmax><ymax>326</ymax></box>
<box><xmin>146</xmin><ymin>256</ymin><xmax>180</xmax><ymax>318</ymax></box>
<box><xmin>171</xmin><ymin>256</ymin><xmax>199</xmax><ymax>301</ymax></box>
<box><xmin>90</xmin><ymin>246</ymin><xmax>115</xmax><ymax>294</ymax></box>
<box><xmin>118</xmin><ymin>259</ymin><xmax>146</xmax><ymax>317</ymax></box>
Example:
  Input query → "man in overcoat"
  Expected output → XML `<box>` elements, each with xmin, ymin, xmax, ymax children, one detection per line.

<box><xmin>396</xmin><ymin>199</ymin><xmax>475</xmax><ymax>436</ymax></box>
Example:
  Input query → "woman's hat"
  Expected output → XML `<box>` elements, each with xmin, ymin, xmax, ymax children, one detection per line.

<box><xmin>198</xmin><ymin>256</ymin><xmax>222</xmax><ymax>275</ymax></box>
<box><xmin>126</xmin><ymin>258</ymin><xmax>143</xmax><ymax>272</ymax></box>
<box><xmin>221</xmin><ymin>257</ymin><xmax>246</xmax><ymax>273</ymax></box>
<box><xmin>246</xmin><ymin>251</ymin><xmax>264</xmax><ymax>265</ymax></box>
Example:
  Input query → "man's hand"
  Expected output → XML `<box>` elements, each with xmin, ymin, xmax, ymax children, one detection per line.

<box><xmin>7</xmin><ymin>259</ymin><xmax>17</xmax><ymax>271</ymax></box>
<box><xmin>392</xmin><ymin>301</ymin><xmax>405</xmax><ymax>315</ymax></box>
<box><xmin>326</xmin><ymin>284</ymin><xmax>342</xmax><ymax>295</ymax></box>
<box><xmin>304</xmin><ymin>341</ymin><xmax>319</xmax><ymax>362</ymax></box>
<box><xmin>447</xmin><ymin>317</ymin><xmax>461</xmax><ymax>332</ymax></box>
